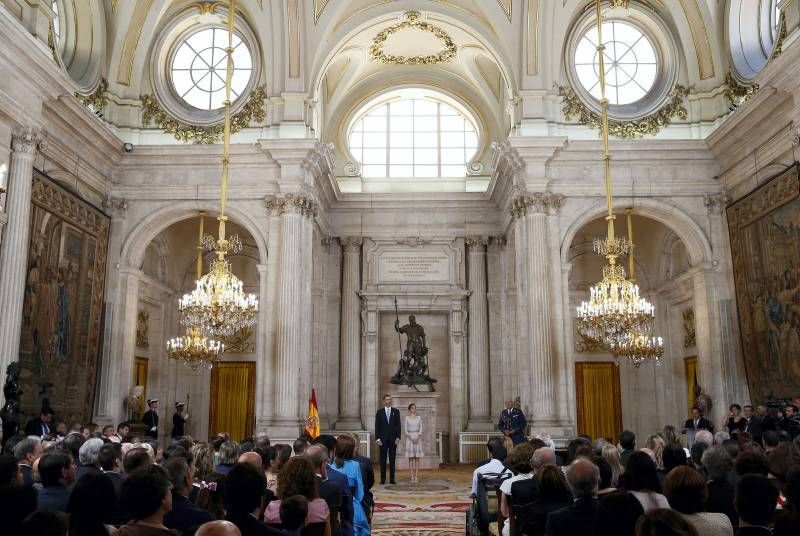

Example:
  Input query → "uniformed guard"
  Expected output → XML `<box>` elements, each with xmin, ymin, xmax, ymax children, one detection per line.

<box><xmin>142</xmin><ymin>398</ymin><xmax>159</xmax><ymax>439</ymax></box>
<box><xmin>498</xmin><ymin>398</ymin><xmax>527</xmax><ymax>445</ymax></box>
<box><xmin>172</xmin><ymin>401</ymin><xmax>188</xmax><ymax>439</ymax></box>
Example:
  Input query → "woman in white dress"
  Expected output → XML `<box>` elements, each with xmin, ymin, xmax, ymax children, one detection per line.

<box><xmin>405</xmin><ymin>403</ymin><xmax>423</xmax><ymax>483</ymax></box>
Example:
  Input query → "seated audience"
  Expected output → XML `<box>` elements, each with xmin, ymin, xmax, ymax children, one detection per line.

<box><xmin>0</xmin><ymin>453</ymin><xmax>22</xmax><ymax>485</ymax></box>
<box><xmin>77</xmin><ymin>437</ymin><xmax>105</xmax><ymax>480</ymax></box>
<box><xmin>663</xmin><ymin>466</ymin><xmax>733</xmax><ymax>536</ymax></box>
<box><xmin>192</xmin><ymin>443</ymin><xmax>216</xmax><ymax>482</ymax></box>
<box><xmin>635</xmin><ymin>508</ymin><xmax>700</xmax><ymax>536</ymax></box>
<box><xmin>593</xmin><ymin>456</ymin><xmax>617</xmax><ymax>495</ymax></box>
<box><xmin>67</xmin><ymin>472</ymin><xmax>118</xmax><ymax>536</ymax></box>
<box><xmin>280</xmin><ymin>495</ymin><xmax>310</xmax><ymax>536</ymax></box>
<box><xmin>621</xmin><ymin>451</ymin><xmax>669</xmax><ymax>512</ymax></box>
<box><xmin>702</xmin><ymin>446</ymin><xmax>737</xmax><ymax>527</ymax></box>
<box><xmin>237</xmin><ymin>451</ymin><xmax>263</xmax><ymax>471</ymax></box>
<box><xmin>164</xmin><ymin>457</ymin><xmax>215</xmax><ymax>535</ymax></box>
<box><xmin>224</xmin><ymin>463</ymin><xmax>281</xmax><ymax>535</ymax></box>
<box><xmin>275</xmin><ymin>444</ymin><xmax>293</xmax><ymax>471</ymax></box>
<box><xmin>195</xmin><ymin>520</ymin><xmax>242</xmax><ymax>536</ymax></box>
<box><xmin>312</xmin><ymin>435</ymin><xmax>355</xmax><ymax>536</ymax></box>
<box><xmin>619</xmin><ymin>431</ymin><xmax>636</xmax><ymax>467</ymax></box>
<box><xmin>215</xmin><ymin>441</ymin><xmax>239</xmax><ymax>475</ymax></box>
<box><xmin>293</xmin><ymin>437</ymin><xmax>309</xmax><ymax>457</ymax></box>
<box><xmin>119</xmin><ymin>465</ymin><xmax>174</xmax><ymax>535</ymax></box>
<box><xmin>265</xmin><ymin>456</ymin><xmax>330</xmax><ymax>527</ymax></box>
<box><xmin>196</xmin><ymin>472</ymin><xmax>227</xmax><ymax>521</ymax></box>
<box><xmin>331</xmin><ymin>435</ymin><xmax>369</xmax><ymax>536</ymax></box>
<box><xmin>663</xmin><ymin>426</ymin><xmax>681</xmax><ymax>447</ymax></box>
<box><xmin>14</xmin><ymin>437</ymin><xmax>42</xmax><ymax>486</ymax></box>
<box><xmin>0</xmin><ymin>481</ymin><xmax>37</xmax><ymax>534</ymax></box>
<box><xmin>21</xmin><ymin>510</ymin><xmax>69</xmax><ymax>536</ymax></box>
<box><xmin>767</xmin><ymin>442</ymin><xmax>800</xmax><ymax>494</ymax></box>
<box><xmin>696</xmin><ymin>430</ymin><xmax>714</xmax><ymax>446</ymax></box>
<box><xmin>37</xmin><ymin>451</ymin><xmax>76</xmax><ymax>512</ymax></box>
<box><xmin>645</xmin><ymin>434</ymin><xmax>666</xmax><ymax>471</ymax></box>
<box><xmin>691</xmin><ymin>442</ymin><xmax>710</xmax><ymax>475</ymax></box>
<box><xmin>734</xmin><ymin>474</ymin><xmax>778</xmax><ymax>536</ymax></box>
<box><xmin>98</xmin><ymin>442</ymin><xmax>129</xmax><ymax>525</ymax></box>
<box><xmin>306</xmin><ymin>444</ymin><xmax>349</xmax><ymax>536</ymax></box>
<box><xmin>25</xmin><ymin>407</ymin><xmax>55</xmax><ymax>437</ymax></box>
<box><xmin>499</xmin><ymin>443</ymin><xmax>535</xmax><ymax>535</ymax></box>
<box><xmin>470</xmin><ymin>440</ymin><xmax>510</xmax><ymax>497</ymax></box>
<box><xmin>593</xmin><ymin>490</ymin><xmax>644</xmax><ymax>536</ymax></box>
<box><xmin>734</xmin><ymin>450</ymin><xmax>769</xmax><ymax>477</ymax></box>
<box><xmin>601</xmin><ymin>444</ymin><xmax>625</xmax><ymax>488</ymax></box>
<box><xmin>124</xmin><ymin>447</ymin><xmax>153</xmax><ymax>475</ymax></box>
<box><xmin>545</xmin><ymin>458</ymin><xmax>600</xmax><ymax>536</ymax></box>
<box><xmin>262</xmin><ymin>446</ymin><xmax>279</xmax><ymax>492</ymax></box>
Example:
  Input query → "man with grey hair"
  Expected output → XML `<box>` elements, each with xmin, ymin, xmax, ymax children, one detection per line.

<box><xmin>702</xmin><ymin>445</ymin><xmax>737</xmax><ymax>526</ymax></box>
<box><xmin>531</xmin><ymin>447</ymin><xmax>556</xmax><ymax>472</ymax></box>
<box><xmin>77</xmin><ymin>437</ymin><xmax>104</xmax><ymax>480</ymax></box>
<box><xmin>695</xmin><ymin>429</ymin><xmax>714</xmax><ymax>446</ymax></box>
<box><xmin>14</xmin><ymin>437</ymin><xmax>42</xmax><ymax>486</ymax></box>
<box><xmin>545</xmin><ymin>458</ymin><xmax>600</xmax><ymax>535</ymax></box>
<box><xmin>164</xmin><ymin>456</ymin><xmax>214</xmax><ymax>534</ymax></box>
<box><xmin>306</xmin><ymin>444</ymin><xmax>351</xmax><ymax>536</ymax></box>
<box><xmin>714</xmin><ymin>431</ymin><xmax>730</xmax><ymax>445</ymax></box>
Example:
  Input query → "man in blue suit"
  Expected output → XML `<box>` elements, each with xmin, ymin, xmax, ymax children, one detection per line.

<box><xmin>497</xmin><ymin>399</ymin><xmax>527</xmax><ymax>445</ymax></box>
<box><xmin>37</xmin><ymin>451</ymin><xmax>76</xmax><ymax>512</ymax></box>
<box><xmin>375</xmin><ymin>394</ymin><xmax>401</xmax><ymax>484</ymax></box>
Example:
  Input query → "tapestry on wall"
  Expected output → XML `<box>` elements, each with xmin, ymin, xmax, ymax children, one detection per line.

<box><xmin>728</xmin><ymin>163</ymin><xmax>800</xmax><ymax>403</ymax></box>
<box><xmin>18</xmin><ymin>171</ymin><xmax>110</xmax><ymax>425</ymax></box>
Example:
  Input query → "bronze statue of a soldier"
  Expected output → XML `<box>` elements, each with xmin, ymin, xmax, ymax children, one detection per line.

<box><xmin>391</xmin><ymin>312</ymin><xmax>436</xmax><ymax>390</ymax></box>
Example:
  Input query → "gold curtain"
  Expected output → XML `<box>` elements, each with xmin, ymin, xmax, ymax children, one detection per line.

<box><xmin>575</xmin><ymin>362</ymin><xmax>622</xmax><ymax>442</ymax></box>
<box><xmin>210</xmin><ymin>361</ymin><xmax>256</xmax><ymax>441</ymax></box>
<box><xmin>684</xmin><ymin>356</ymin><xmax>698</xmax><ymax>415</ymax></box>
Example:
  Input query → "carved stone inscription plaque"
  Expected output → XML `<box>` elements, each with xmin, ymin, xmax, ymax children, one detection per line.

<box><xmin>378</xmin><ymin>251</ymin><xmax>451</xmax><ymax>283</ymax></box>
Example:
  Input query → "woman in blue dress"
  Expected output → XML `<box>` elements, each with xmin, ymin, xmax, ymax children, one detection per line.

<box><xmin>333</xmin><ymin>434</ymin><xmax>371</xmax><ymax>535</ymax></box>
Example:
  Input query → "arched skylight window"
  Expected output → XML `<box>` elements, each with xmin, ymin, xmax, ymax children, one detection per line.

<box><xmin>728</xmin><ymin>0</ymin><xmax>783</xmax><ymax>81</ymax></box>
<box><xmin>348</xmin><ymin>92</ymin><xmax>479</xmax><ymax>179</ymax></box>
<box><xmin>574</xmin><ymin>20</ymin><xmax>657</xmax><ymax>106</ymax></box>
<box><xmin>51</xmin><ymin>0</ymin><xmax>61</xmax><ymax>45</ymax></box>
<box><xmin>170</xmin><ymin>27</ymin><xmax>253</xmax><ymax>111</ymax></box>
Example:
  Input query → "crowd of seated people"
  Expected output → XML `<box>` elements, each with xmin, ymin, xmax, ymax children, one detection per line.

<box><xmin>0</xmin><ymin>420</ymin><xmax>374</xmax><ymax>536</ymax></box>
<box><xmin>471</xmin><ymin>400</ymin><xmax>800</xmax><ymax>536</ymax></box>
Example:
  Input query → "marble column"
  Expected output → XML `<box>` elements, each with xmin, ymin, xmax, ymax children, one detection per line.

<box><xmin>466</xmin><ymin>237</ymin><xmax>492</xmax><ymax>428</ymax></box>
<box><xmin>0</xmin><ymin>126</ymin><xmax>40</xmax><ymax>376</ymax></box>
<box><xmin>271</xmin><ymin>193</ymin><xmax>315</xmax><ymax>436</ymax></box>
<box><xmin>258</xmin><ymin>201</ymin><xmax>283</xmax><ymax>431</ymax></box>
<box><xmin>336</xmin><ymin>237</ymin><xmax>363</xmax><ymax>429</ymax></box>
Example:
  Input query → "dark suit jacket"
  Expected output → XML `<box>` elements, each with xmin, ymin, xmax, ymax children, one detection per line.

<box><xmin>544</xmin><ymin>497</ymin><xmax>599</xmax><ymax>536</ymax></box>
<box><xmin>707</xmin><ymin>479</ymin><xmax>738</xmax><ymax>527</ymax></box>
<box><xmin>620</xmin><ymin>449</ymin><xmax>635</xmax><ymax>468</ymax></box>
<box><xmin>142</xmin><ymin>410</ymin><xmax>159</xmax><ymax>438</ymax></box>
<box><xmin>76</xmin><ymin>464</ymin><xmax>102</xmax><ymax>482</ymax></box>
<box><xmin>37</xmin><ymin>484</ymin><xmax>72</xmax><ymax>512</ymax></box>
<box><xmin>327</xmin><ymin>466</ymin><xmax>354</xmax><ymax>536</ymax></box>
<box><xmin>165</xmin><ymin>493</ymin><xmax>215</xmax><ymax>535</ymax></box>
<box><xmin>19</xmin><ymin>464</ymin><xmax>33</xmax><ymax>487</ymax></box>
<box><xmin>742</xmin><ymin>417</ymin><xmax>762</xmax><ymax>443</ymax></box>
<box><xmin>316</xmin><ymin>476</ymin><xmax>343</xmax><ymax>536</ymax></box>
<box><xmin>684</xmin><ymin>417</ymin><xmax>711</xmax><ymax>430</ymax></box>
<box><xmin>735</xmin><ymin>527</ymin><xmax>772</xmax><ymax>536</ymax></box>
<box><xmin>375</xmin><ymin>407</ymin><xmax>401</xmax><ymax>444</ymax></box>
<box><xmin>226</xmin><ymin>512</ymin><xmax>283</xmax><ymax>535</ymax></box>
<box><xmin>25</xmin><ymin>418</ymin><xmax>52</xmax><ymax>436</ymax></box>
<box><xmin>105</xmin><ymin>471</ymin><xmax>131</xmax><ymax>525</ymax></box>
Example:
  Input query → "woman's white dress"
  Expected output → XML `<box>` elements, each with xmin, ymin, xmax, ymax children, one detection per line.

<box><xmin>405</xmin><ymin>415</ymin><xmax>423</xmax><ymax>458</ymax></box>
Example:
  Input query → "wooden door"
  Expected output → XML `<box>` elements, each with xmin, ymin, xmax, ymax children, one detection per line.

<box><xmin>209</xmin><ymin>361</ymin><xmax>256</xmax><ymax>441</ymax></box>
<box><xmin>575</xmin><ymin>362</ymin><xmax>623</xmax><ymax>442</ymax></box>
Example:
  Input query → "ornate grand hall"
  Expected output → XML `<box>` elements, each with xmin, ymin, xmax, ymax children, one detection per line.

<box><xmin>1</xmin><ymin>1</ymin><xmax>800</xmax><ymax>535</ymax></box>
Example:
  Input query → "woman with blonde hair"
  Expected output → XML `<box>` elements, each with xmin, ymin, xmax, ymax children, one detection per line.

<box><xmin>191</xmin><ymin>442</ymin><xmax>215</xmax><ymax>482</ymax></box>
<box><xmin>645</xmin><ymin>434</ymin><xmax>666</xmax><ymax>471</ymax></box>
<box><xmin>601</xmin><ymin>444</ymin><xmax>625</xmax><ymax>487</ymax></box>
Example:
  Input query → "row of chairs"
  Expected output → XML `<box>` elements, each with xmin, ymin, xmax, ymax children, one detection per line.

<box><xmin>466</xmin><ymin>471</ymin><xmax>550</xmax><ymax>536</ymax></box>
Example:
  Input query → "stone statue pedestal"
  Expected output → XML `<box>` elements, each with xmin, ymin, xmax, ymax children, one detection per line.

<box><xmin>390</xmin><ymin>385</ymin><xmax>440</xmax><ymax>471</ymax></box>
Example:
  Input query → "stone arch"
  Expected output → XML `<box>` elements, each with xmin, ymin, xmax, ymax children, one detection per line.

<box><xmin>560</xmin><ymin>198</ymin><xmax>712</xmax><ymax>268</ymax></box>
<box><xmin>120</xmin><ymin>201</ymin><xmax>268</xmax><ymax>270</ymax></box>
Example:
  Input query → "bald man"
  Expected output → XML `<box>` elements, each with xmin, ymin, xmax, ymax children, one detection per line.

<box><xmin>545</xmin><ymin>458</ymin><xmax>600</xmax><ymax>535</ymax></box>
<box><xmin>238</xmin><ymin>451</ymin><xmax>262</xmax><ymax>471</ymax></box>
<box><xmin>196</xmin><ymin>520</ymin><xmax>241</xmax><ymax>536</ymax></box>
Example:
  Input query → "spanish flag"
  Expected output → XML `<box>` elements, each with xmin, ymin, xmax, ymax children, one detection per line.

<box><xmin>304</xmin><ymin>388</ymin><xmax>321</xmax><ymax>439</ymax></box>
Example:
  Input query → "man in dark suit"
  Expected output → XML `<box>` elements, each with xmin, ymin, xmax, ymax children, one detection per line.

<box><xmin>224</xmin><ymin>463</ymin><xmax>282</xmax><ymax>535</ymax></box>
<box><xmin>306</xmin><ymin>445</ymin><xmax>345</xmax><ymax>536</ymax></box>
<box><xmin>618</xmin><ymin>430</ymin><xmax>636</xmax><ymax>468</ymax></box>
<box><xmin>142</xmin><ymin>398</ymin><xmax>159</xmax><ymax>439</ymax></box>
<box><xmin>544</xmin><ymin>458</ymin><xmax>600</xmax><ymax>536</ymax></box>
<box><xmin>684</xmin><ymin>406</ymin><xmax>711</xmax><ymax>432</ymax></box>
<box><xmin>741</xmin><ymin>405</ymin><xmax>763</xmax><ymax>444</ymax></box>
<box><xmin>24</xmin><ymin>407</ymin><xmax>54</xmax><ymax>437</ymax></box>
<box><xmin>497</xmin><ymin>399</ymin><xmax>527</xmax><ymax>445</ymax></box>
<box><xmin>354</xmin><ymin>443</ymin><xmax>375</xmax><ymax>521</ymax></box>
<box><xmin>313</xmin><ymin>435</ymin><xmax>354</xmax><ymax>536</ymax></box>
<box><xmin>165</xmin><ymin>457</ymin><xmax>214</xmax><ymax>534</ymax></box>
<box><xmin>702</xmin><ymin>445</ymin><xmax>737</xmax><ymax>527</ymax></box>
<box><xmin>97</xmin><ymin>443</ymin><xmax>130</xmax><ymax>525</ymax></box>
<box><xmin>375</xmin><ymin>394</ymin><xmax>401</xmax><ymax>485</ymax></box>
<box><xmin>37</xmin><ymin>451</ymin><xmax>76</xmax><ymax>512</ymax></box>
<box><xmin>734</xmin><ymin>474</ymin><xmax>778</xmax><ymax>536</ymax></box>
<box><xmin>13</xmin><ymin>437</ymin><xmax>42</xmax><ymax>487</ymax></box>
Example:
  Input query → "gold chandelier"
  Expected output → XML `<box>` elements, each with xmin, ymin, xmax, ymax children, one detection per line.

<box><xmin>177</xmin><ymin>0</ymin><xmax>258</xmax><ymax>339</ymax></box>
<box><xmin>576</xmin><ymin>0</ymin><xmax>657</xmax><ymax>352</ymax></box>
<box><xmin>168</xmin><ymin>213</ymin><xmax>225</xmax><ymax>370</ymax></box>
<box><xmin>608</xmin><ymin>209</ymin><xmax>664</xmax><ymax>367</ymax></box>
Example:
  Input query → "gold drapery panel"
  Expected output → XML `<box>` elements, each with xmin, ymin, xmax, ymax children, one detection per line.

<box><xmin>684</xmin><ymin>356</ymin><xmax>698</xmax><ymax>415</ymax></box>
<box><xmin>209</xmin><ymin>361</ymin><xmax>256</xmax><ymax>441</ymax></box>
<box><xmin>575</xmin><ymin>362</ymin><xmax>622</xmax><ymax>442</ymax></box>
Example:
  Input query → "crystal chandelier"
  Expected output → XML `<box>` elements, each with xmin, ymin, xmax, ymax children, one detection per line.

<box><xmin>168</xmin><ymin>212</ymin><xmax>226</xmax><ymax>369</ymax></box>
<box><xmin>576</xmin><ymin>0</ymin><xmax>657</xmax><ymax>352</ymax></box>
<box><xmin>177</xmin><ymin>0</ymin><xmax>258</xmax><ymax>338</ymax></box>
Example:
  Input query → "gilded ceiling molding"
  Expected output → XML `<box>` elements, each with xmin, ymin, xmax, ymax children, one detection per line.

<box><xmin>723</xmin><ymin>71</ymin><xmax>758</xmax><ymax>107</ymax></box>
<box><xmin>288</xmin><ymin>0</ymin><xmax>300</xmax><ymax>78</ymax></box>
<box><xmin>558</xmin><ymin>84</ymin><xmax>689</xmax><ymax>138</ymax></box>
<box><xmin>140</xmin><ymin>87</ymin><xmax>266</xmax><ymax>144</ymax></box>
<box><xmin>111</xmin><ymin>0</ymin><xmax>118</xmax><ymax>11</ymax></box>
<box><xmin>526</xmin><ymin>0</ymin><xmax>539</xmax><ymax>75</ymax></box>
<box><xmin>116</xmin><ymin>0</ymin><xmax>154</xmax><ymax>86</ymax></box>
<box><xmin>497</xmin><ymin>0</ymin><xmax>511</xmax><ymax>21</ymax></box>
<box><xmin>75</xmin><ymin>78</ymin><xmax>108</xmax><ymax>110</ymax></box>
<box><xmin>314</xmin><ymin>0</ymin><xmax>330</xmax><ymax>23</ymax></box>
<box><xmin>677</xmin><ymin>0</ymin><xmax>715</xmax><ymax>80</ymax></box>
<box><xmin>369</xmin><ymin>12</ymin><xmax>457</xmax><ymax>65</ymax></box>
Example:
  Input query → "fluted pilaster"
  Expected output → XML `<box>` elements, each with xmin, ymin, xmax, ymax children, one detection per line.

<box><xmin>335</xmin><ymin>237</ymin><xmax>363</xmax><ymax>429</ymax></box>
<box><xmin>0</xmin><ymin>127</ymin><xmax>41</xmax><ymax>377</ymax></box>
<box><xmin>466</xmin><ymin>236</ymin><xmax>491</xmax><ymax>427</ymax></box>
<box><xmin>510</xmin><ymin>192</ymin><xmax>564</xmax><ymax>425</ymax></box>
